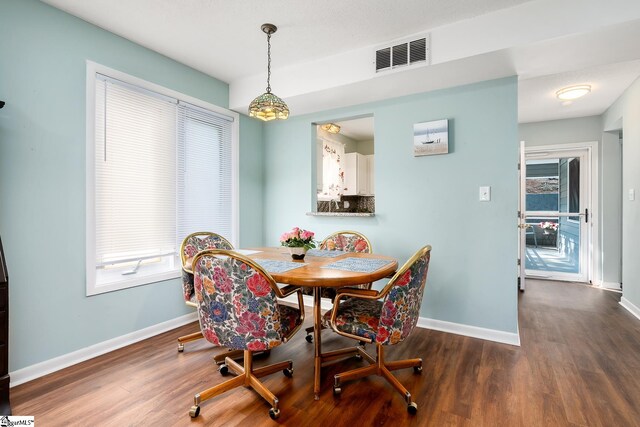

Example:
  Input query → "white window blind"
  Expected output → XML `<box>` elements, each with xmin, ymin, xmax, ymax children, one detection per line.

<box><xmin>177</xmin><ymin>102</ymin><xmax>234</xmax><ymax>249</ymax></box>
<box><xmin>88</xmin><ymin>66</ymin><xmax>237</xmax><ymax>295</ymax></box>
<box><xmin>94</xmin><ymin>77</ymin><xmax>177</xmax><ymax>268</ymax></box>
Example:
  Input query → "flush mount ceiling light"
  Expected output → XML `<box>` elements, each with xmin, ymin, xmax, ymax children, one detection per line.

<box><xmin>321</xmin><ymin>123</ymin><xmax>341</xmax><ymax>134</ymax></box>
<box><xmin>248</xmin><ymin>23</ymin><xmax>289</xmax><ymax>121</ymax></box>
<box><xmin>556</xmin><ymin>85</ymin><xmax>591</xmax><ymax>101</ymax></box>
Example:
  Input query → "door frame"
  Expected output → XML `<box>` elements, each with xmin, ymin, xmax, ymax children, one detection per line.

<box><xmin>520</xmin><ymin>141</ymin><xmax>599</xmax><ymax>284</ymax></box>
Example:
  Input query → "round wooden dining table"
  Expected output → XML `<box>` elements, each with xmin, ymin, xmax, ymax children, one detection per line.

<box><xmin>249</xmin><ymin>247</ymin><xmax>398</xmax><ymax>400</ymax></box>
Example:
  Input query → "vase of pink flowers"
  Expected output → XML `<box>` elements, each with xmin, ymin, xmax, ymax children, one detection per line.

<box><xmin>280</xmin><ymin>227</ymin><xmax>316</xmax><ymax>260</ymax></box>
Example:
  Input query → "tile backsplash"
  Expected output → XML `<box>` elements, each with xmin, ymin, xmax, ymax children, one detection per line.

<box><xmin>317</xmin><ymin>196</ymin><xmax>375</xmax><ymax>214</ymax></box>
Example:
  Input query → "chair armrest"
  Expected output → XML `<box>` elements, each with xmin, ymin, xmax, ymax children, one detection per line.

<box><xmin>277</xmin><ymin>284</ymin><xmax>301</xmax><ymax>298</ymax></box>
<box><xmin>330</xmin><ymin>288</ymin><xmax>382</xmax><ymax>332</ymax></box>
<box><xmin>334</xmin><ymin>288</ymin><xmax>380</xmax><ymax>301</ymax></box>
<box><xmin>277</xmin><ymin>287</ymin><xmax>306</xmax><ymax>342</ymax></box>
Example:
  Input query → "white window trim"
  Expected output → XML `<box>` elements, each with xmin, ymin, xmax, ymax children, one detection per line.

<box><xmin>85</xmin><ymin>61</ymin><xmax>239</xmax><ymax>296</ymax></box>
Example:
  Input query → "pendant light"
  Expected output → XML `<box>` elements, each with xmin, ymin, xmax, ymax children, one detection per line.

<box><xmin>321</xmin><ymin>123</ymin><xmax>341</xmax><ymax>134</ymax></box>
<box><xmin>248</xmin><ymin>23</ymin><xmax>290</xmax><ymax>121</ymax></box>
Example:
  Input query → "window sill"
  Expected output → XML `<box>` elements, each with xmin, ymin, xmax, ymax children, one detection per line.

<box><xmin>87</xmin><ymin>269</ymin><xmax>180</xmax><ymax>296</ymax></box>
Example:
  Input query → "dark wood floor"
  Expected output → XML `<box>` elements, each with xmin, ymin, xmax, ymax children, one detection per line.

<box><xmin>11</xmin><ymin>280</ymin><xmax>640</xmax><ymax>426</ymax></box>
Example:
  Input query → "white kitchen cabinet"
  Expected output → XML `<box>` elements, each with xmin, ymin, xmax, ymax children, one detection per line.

<box><xmin>366</xmin><ymin>154</ymin><xmax>374</xmax><ymax>195</ymax></box>
<box><xmin>344</xmin><ymin>152</ymin><xmax>373</xmax><ymax>196</ymax></box>
<box><xmin>316</xmin><ymin>139</ymin><xmax>323</xmax><ymax>192</ymax></box>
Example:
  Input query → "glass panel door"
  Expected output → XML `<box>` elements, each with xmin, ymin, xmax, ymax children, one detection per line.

<box><xmin>523</xmin><ymin>148</ymin><xmax>589</xmax><ymax>282</ymax></box>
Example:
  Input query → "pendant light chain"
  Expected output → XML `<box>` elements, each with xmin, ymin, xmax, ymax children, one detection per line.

<box><xmin>266</xmin><ymin>31</ymin><xmax>272</xmax><ymax>93</ymax></box>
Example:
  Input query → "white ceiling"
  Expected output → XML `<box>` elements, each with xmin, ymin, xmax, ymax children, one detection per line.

<box><xmin>41</xmin><ymin>0</ymin><xmax>535</xmax><ymax>82</ymax></box>
<box><xmin>333</xmin><ymin>117</ymin><xmax>374</xmax><ymax>142</ymax></box>
<box><xmin>40</xmin><ymin>0</ymin><xmax>640</xmax><ymax>125</ymax></box>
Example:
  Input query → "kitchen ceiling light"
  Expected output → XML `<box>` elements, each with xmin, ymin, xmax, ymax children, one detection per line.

<box><xmin>556</xmin><ymin>85</ymin><xmax>591</xmax><ymax>101</ymax></box>
<box><xmin>321</xmin><ymin>123</ymin><xmax>341</xmax><ymax>134</ymax></box>
<box><xmin>248</xmin><ymin>23</ymin><xmax>289</xmax><ymax>121</ymax></box>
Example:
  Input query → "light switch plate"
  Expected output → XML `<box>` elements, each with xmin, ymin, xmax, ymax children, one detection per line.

<box><xmin>629</xmin><ymin>188</ymin><xmax>635</xmax><ymax>201</ymax></box>
<box><xmin>479</xmin><ymin>186</ymin><xmax>491</xmax><ymax>201</ymax></box>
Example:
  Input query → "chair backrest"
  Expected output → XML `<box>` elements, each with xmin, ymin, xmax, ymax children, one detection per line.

<box><xmin>180</xmin><ymin>232</ymin><xmax>234</xmax><ymax>302</ymax></box>
<box><xmin>192</xmin><ymin>250</ymin><xmax>286</xmax><ymax>352</ymax></box>
<box><xmin>320</xmin><ymin>230</ymin><xmax>372</xmax><ymax>253</ymax></box>
<box><xmin>376</xmin><ymin>245</ymin><xmax>431</xmax><ymax>346</ymax></box>
<box><xmin>180</xmin><ymin>232</ymin><xmax>234</xmax><ymax>265</ymax></box>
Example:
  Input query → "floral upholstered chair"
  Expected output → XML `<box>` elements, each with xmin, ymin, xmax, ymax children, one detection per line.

<box><xmin>321</xmin><ymin>231</ymin><xmax>372</xmax><ymax>254</ymax></box>
<box><xmin>189</xmin><ymin>249</ymin><xmax>304</xmax><ymax>420</ymax></box>
<box><xmin>178</xmin><ymin>232</ymin><xmax>234</xmax><ymax>354</ymax></box>
<box><xmin>326</xmin><ymin>245</ymin><xmax>432</xmax><ymax>415</ymax></box>
<box><xmin>303</xmin><ymin>230</ymin><xmax>372</xmax><ymax>342</ymax></box>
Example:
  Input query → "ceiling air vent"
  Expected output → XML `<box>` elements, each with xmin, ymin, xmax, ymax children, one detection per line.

<box><xmin>376</xmin><ymin>47</ymin><xmax>391</xmax><ymax>71</ymax></box>
<box><xmin>375</xmin><ymin>34</ymin><xmax>429</xmax><ymax>72</ymax></box>
<box><xmin>392</xmin><ymin>43</ymin><xmax>408</xmax><ymax>67</ymax></box>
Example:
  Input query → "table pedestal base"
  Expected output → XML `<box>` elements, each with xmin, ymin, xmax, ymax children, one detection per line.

<box><xmin>312</xmin><ymin>288</ymin><xmax>370</xmax><ymax>400</ymax></box>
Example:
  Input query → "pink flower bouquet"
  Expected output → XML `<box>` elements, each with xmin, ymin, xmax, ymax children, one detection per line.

<box><xmin>279</xmin><ymin>227</ymin><xmax>316</xmax><ymax>250</ymax></box>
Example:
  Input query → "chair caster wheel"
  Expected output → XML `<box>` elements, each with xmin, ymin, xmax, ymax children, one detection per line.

<box><xmin>189</xmin><ymin>405</ymin><xmax>200</xmax><ymax>418</ymax></box>
<box><xmin>414</xmin><ymin>365</ymin><xmax>423</xmax><ymax>373</ymax></box>
<box><xmin>305</xmin><ymin>335</ymin><xmax>313</xmax><ymax>343</ymax></box>
<box><xmin>333</xmin><ymin>386</ymin><xmax>341</xmax><ymax>395</ymax></box>
<box><xmin>283</xmin><ymin>368</ymin><xmax>293</xmax><ymax>378</ymax></box>
<box><xmin>269</xmin><ymin>408</ymin><xmax>280</xmax><ymax>419</ymax></box>
<box><xmin>178</xmin><ymin>343</ymin><xmax>184</xmax><ymax>352</ymax></box>
<box><xmin>354</xmin><ymin>353</ymin><xmax>362</xmax><ymax>360</ymax></box>
<box><xmin>408</xmin><ymin>402</ymin><xmax>418</xmax><ymax>414</ymax></box>
<box><xmin>219</xmin><ymin>364</ymin><xmax>229</xmax><ymax>376</ymax></box>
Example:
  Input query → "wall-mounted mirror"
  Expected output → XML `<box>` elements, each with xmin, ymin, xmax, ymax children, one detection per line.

<box><xmin>316</xmin><ymin>116</ymin><xmax>374</xmax><ymax>214</ymax></box>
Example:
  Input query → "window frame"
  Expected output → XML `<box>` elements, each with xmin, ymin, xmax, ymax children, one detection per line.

<box><xmin>85</xmin><ymin>61</ymin><xmax>239</xmax><ymax>296</ymax></box>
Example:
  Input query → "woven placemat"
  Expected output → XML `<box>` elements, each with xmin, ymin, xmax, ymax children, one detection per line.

<box><xmin>257</xmin><ymin>259</ymin><xmax>306</xmax><ymax>273</ymax></box>
<box><xmin>321</xmin><ymin>257</ymin><xmax>393</xmax><ymax>273</ymax></box>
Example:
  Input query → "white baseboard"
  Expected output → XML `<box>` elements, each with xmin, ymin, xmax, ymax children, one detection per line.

<box><xmin>620</xmin><ymin>297</ymin><xmax>640</xmax><ymax>321</ymax></box>
<box><xmin>416</xmin><ymin>317</ymin><xmax>521</xmax><ymax>347</ymax></box>
<box><xmin>600</xmin><ymin>281</ymin><xmax>622</xmax><ymax>291</ymax></box>
<box><xmin>281</xmin><ymin>293</ymin><xmax>333</xmax><ymax>311</ymax></box>
<box><xmin>9</xmin><ymin>312</ymin><xmax>198</xmax><ymax>387</ymax></box>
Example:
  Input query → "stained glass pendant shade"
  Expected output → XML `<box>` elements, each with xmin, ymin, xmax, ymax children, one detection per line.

<box><xmin>249</xmin><ymin>24</ymin><xmax>290</xmax><ymax>121</ymax></box>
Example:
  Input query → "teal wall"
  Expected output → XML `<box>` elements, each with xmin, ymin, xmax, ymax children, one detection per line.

<box><xmin>0</xmin><ymin>0</ymin><xmax>263</xmax><ymax>371</ymax></box>
<box><xmin>238</xmin><ymin>116</ymin><xmax>265</xmax><ymax>247</ymax></box>
<box><xmin>263</xmin><ymin>77</ymin><xmax>519</xmax><ymax>333</ymax></box>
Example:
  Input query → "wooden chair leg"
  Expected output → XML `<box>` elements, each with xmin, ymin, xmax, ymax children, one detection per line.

<box><xmin>386</xmin><ymin>358</ymin><xmax>422</xmax><ymax>372</ymax></box>
<box><xmin>224</xmin><ymin>357</ymin><xmax>244</xmax><ymax>376</ymax></box>
<box><xmin>334</xmin><ymin>364</ymin><xmax>377</xmax><ymax>387</ymax></box>
<box><xmin>177</xmin><ymin>331</ymin><xmax>204</xmax><ymax>352</ymax></box>
<box><xmin>332</xmin><ymin>343</ymin><xmax>421</xmax><ymax>412</ymax></box>
<box><xmin>190</xmin><ymin>350</ymin><xmax>293</xmax><ymax>419</ymax></box>
<box><xmin>213</xmin><ymin>349</ymin><xmax>244</xmax><ymax>365</ymax></box>
<box><xmin>194</xmin><ymin>374</ymin><xmax>245</xmax><ymax>406</ymax></box>
<box><xmin>380</xmin><ymin>366</ymin><xmax>412</xmax><ymax>404</ymax></box>
<box><xmin>253</xmin><ymin>360</ymin><xmax>292</xmax><ymax>379</ymax></box>
<box><xmin>249</xmin><ymin>375</ymin><xmax>279</xmax><ymax>410</ymax></box>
